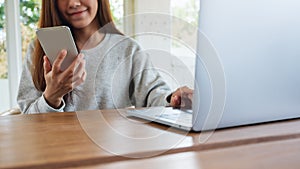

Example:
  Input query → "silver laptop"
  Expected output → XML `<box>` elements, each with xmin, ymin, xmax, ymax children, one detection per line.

<box><xmin>127</xmin><ymin>0</ymin><xmax>300</xmax><ymax>131</ymax></box>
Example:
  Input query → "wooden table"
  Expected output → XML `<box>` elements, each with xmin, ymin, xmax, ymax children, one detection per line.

<box><xmin>1</xmin><ymin>109</ymin><xmax>299</xmax><ymax>169</ymax></box>
<box><xmin>76</xmin><ymin>138</ymin><xmax>300</xmax><ymax>169</ymax></box>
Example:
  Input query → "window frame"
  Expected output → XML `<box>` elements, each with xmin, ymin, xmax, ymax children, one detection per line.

<box><xmin>5</xmin><ymin>0</ymin><xmax>22</xmax><ymax>108</ymax></box>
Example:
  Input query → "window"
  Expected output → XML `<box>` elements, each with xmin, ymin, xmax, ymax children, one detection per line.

<box><xmin>0</xmin><ymin>0</ymin><xmax>41</xmax><ymax>79</ymax></box>
<box><xmin>171</xmin><ymin>0</ymin><xmax>199</xmax><ymax>26</ymax></box>
<box><xmin>171</xmin><ymin>0</ymin><xmax>200</xmax><ymax>88</ymax></box>
<box><xmin>0</xmin><ymin>0</ymin><xmax>9</xmax><ymax>112</ymax></box>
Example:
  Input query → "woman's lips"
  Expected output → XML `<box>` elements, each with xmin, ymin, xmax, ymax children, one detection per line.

<box><xmin>69</xmin><ymin>9</ymin><xmax>88</xmax><ymax>17</ymax></box>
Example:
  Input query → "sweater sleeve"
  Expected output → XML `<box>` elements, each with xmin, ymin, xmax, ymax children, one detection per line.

<box><xmin>17</xmin><ymin>42</ymin><xmax>65</xmax><ymax>114</ymax></box>
<box><xmin>130</xmin><ymin>49</ymin><xmax>172</xmax><ymax>107</ymax></box>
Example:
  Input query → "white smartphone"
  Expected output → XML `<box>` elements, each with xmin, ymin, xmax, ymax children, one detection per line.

<box><xmin>36</xmin><ymin>26</ymin><xmax>78</xmax><ymax>71</ymax></box>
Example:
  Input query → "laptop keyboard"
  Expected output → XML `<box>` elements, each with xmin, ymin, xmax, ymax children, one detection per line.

<box><xmin>155</xmin><ymin>109</ymin><xmax>192</xmax><ymax>125</ymax></box>
<box><xmin>127</xmin><ymin>107</ymin><xmax>192</xmax><ymax>127</ymax></box>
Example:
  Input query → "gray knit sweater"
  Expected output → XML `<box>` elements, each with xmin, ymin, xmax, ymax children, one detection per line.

<box><xmin>17</xmin><ymin>33</ymin><xmax>171</xmax><ymax>114</ymax></box>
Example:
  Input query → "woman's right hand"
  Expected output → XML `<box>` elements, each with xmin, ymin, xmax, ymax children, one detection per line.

<box><xmin>43</xmin><ymin>50</ymin><xmax>86</xmax><ymax>108</ymax></box>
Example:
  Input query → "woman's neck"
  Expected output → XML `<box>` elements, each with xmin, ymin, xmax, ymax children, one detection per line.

<box><xmin>72</xmin><ymin>19</ymin><xmax>104</xmax><ymax>51</ymax></box>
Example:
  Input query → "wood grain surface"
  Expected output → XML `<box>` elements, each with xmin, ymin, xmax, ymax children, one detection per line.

<box><xmin>1</xmin><ymin>109</ymin><xmax>299</xmax><ymax>169</ymax></box>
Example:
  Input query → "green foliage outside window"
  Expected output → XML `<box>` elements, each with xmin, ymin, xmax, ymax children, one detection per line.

<box><xmin>0</xmin><ymin>2</ymin><xmax>4</xmax><ymax>28</ymax></box>
<box><xmin>0</xmin><ymin>0</ymin><xmax>40</xmax><ymax>29</ymax></box>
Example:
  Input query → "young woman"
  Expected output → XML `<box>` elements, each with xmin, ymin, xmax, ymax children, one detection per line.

<box><xmin>17</xmin><ymin>0</ymin><xmax>193</xmax><ymax>114</ymax></box>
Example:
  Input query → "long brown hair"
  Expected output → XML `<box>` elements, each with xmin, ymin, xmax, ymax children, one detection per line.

<box><xmin>32</xmin><ymin>0</ymin><xmax>121</xmax><ymax>91</ymax></box>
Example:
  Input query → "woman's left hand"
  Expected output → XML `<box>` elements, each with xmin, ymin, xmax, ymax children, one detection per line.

<box><xmin>169</xmin><ymin>86</ymin><xmax>193</xmax><ymax>109</ymax></box>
